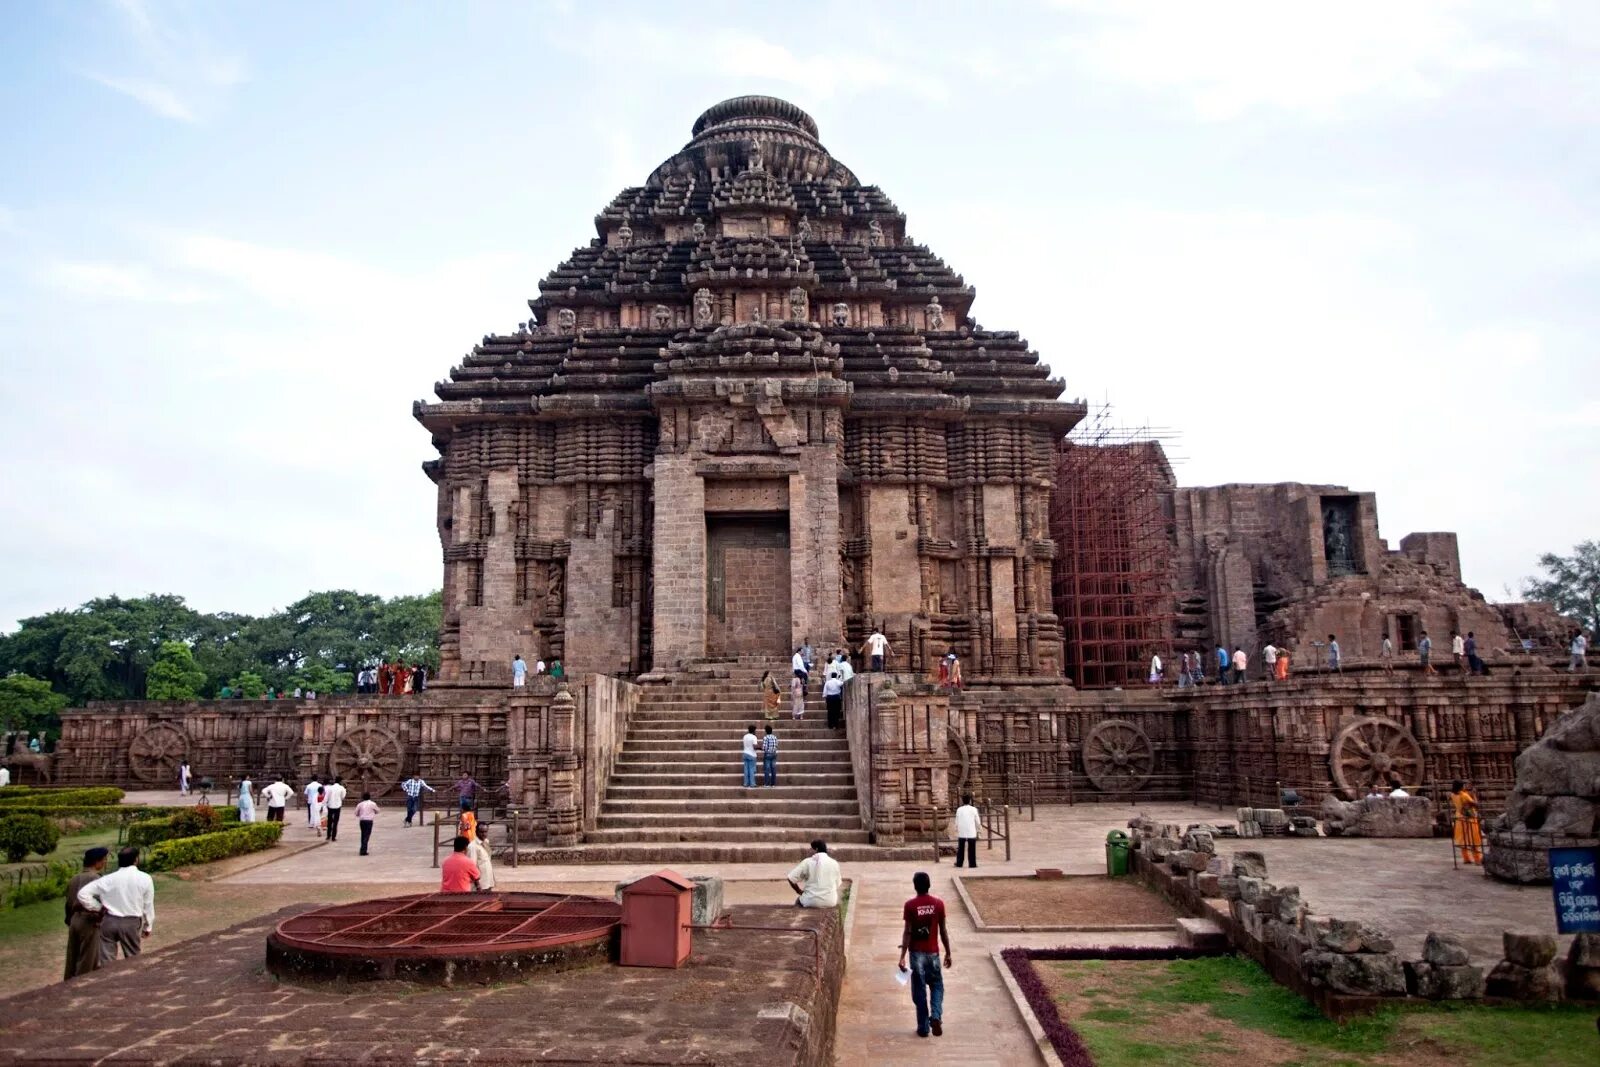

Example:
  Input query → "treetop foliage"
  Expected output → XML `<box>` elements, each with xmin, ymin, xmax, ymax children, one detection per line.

<box><xmin>1523</xmin><ymin>541</ymin><xmax>1599</xmax><ymax>636</ymax></box>
<box><xmin>0</xmin><ymin>590</ymin><xmax>441</xmax><ymax>715</ymax></box>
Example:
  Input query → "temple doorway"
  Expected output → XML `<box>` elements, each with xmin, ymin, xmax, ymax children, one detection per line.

<box><xmin>706</xmin><ymin>515</ymin><xmax>791</xmax><ymax>658</ymax></box>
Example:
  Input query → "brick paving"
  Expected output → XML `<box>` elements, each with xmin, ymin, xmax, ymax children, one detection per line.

<box><xmin>118</xmin><ymin>792</ymin><xmax>1562</xmax><ymax>1064</ymax></box>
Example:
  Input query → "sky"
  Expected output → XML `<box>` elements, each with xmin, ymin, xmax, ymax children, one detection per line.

<box><xmin>1</xmin><ymin>0</ymin><xmax>1597</xmax><ymax>631</ymax></box>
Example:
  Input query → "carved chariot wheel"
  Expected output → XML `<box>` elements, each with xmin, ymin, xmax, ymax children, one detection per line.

<box><xmin>329</xmin><ymin>725</ymin><xmax>404</xmax><ymax>796</ymax></box>
<box><xmin>128</xmin><ymin>723</ymin><xmax>189</xmax><ymax>785</ymax></box>
<box><xmin>1083</xmin><ymin>719</ymin><xmax>1155</xmax><ymax>794</ymax></box>
<box><xmin>1329</xmin><ymin>717</ymin><xmax>1423</xmax><ymax>799</ymax></box>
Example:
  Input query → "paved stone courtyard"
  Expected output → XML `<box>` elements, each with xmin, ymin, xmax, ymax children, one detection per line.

<box><xmin>64</xmin><ymin>792</ymin><xmax>1566</xmax><ymax>1066</ymax></box>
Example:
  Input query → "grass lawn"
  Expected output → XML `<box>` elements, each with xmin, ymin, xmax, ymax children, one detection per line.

<box><xmin>1039</xmin><ymin>955</ymin><xmax>1598</xmax><ymax>1067</ymax></box>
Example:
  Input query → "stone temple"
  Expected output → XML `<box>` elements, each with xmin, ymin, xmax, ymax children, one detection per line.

<box><xmin>415</xmin><ymin>95</ymin><xmax>1081</xmax><ymax>684</ymax></box>
<box><xmin>49</xmin><ymin>97</ymin><xmax>1594</xmax><ymax>861</ymax></box>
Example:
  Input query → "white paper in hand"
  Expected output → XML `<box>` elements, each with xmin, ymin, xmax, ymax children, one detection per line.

<box><xmin>893</xmin><ymin>966</ymin><xmax>910</xmax><ymax>987</ymax></box>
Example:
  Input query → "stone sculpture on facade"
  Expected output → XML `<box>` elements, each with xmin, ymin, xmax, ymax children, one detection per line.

<box><xmin>925</xmin><ymin>295</ymin><xmax>944</xmax><ymax>330</ymax></box>
<box><xmin>1486</xmin><ymin>690</ymin><xmax>1600</xmax><ymax>883</ymax></box>
<box><xmin>693</xmin><ymin>288</ymin><xmax>714</xmax><ymax>328</ymax></box>
<box><xmin>831</xmin><ymin>302</ymin><xmax>849</xmax><ymax>327</ymax></box>
<box><xmin>652</xmin><ymin>304</ymin><xmax>673</xmax><ymax>329</ymax></box>
<box><xmin>788</xmin><ymin>286</ymin><xmax>807</xmax><ymax>321</ymax></box>
<box><xmin>556</xmin><ymin>308</ymin><xmax>576</xmax><ymax>334</ymax></box>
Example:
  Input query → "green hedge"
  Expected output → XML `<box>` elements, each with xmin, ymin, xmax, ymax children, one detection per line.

<box><xmin>144</xmin><ymin>822</ymin><xmax>283</xmax><ymax>872</ymax></box>
<box><xmin>0</xmin><ymin>814</ymin><xmax>61</xmax><ymax>862</ymax></box>
<box><xmin>0</xmin><ymin>787</ymin><xmax>124</xmax><ymax>808</ymax></box>
<box><xmin>126</xmin><ymin>805</ymin><xmax>239</xmax><ymax>848</ymax></box>
<box><xmin>3</xmin><ymin>860</ymin><xmax>77</xmax><ymax>908</ymax></box>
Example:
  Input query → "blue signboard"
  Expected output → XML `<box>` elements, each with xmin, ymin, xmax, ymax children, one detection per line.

<box><xmin>1550</xmin><ymin>847</ymin><xmax>1600</xmax><ymax>934</ymax></box>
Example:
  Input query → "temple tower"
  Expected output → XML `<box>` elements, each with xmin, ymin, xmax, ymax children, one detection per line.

<box><xmin>416</xmin><ymin>96</ymin><xmax>1085</xmax><ymax>683</ymax></box>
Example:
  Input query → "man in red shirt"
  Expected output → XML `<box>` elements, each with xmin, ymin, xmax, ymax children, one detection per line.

<box><xmin>439</xmin><ymin>836</ymin><xmax>480</xmax><ymax>893</ymax></box>
<box><xmin>897</xmin><ymin>871</ymin><xmax>952</xmax><ymax>1038</ymax></box>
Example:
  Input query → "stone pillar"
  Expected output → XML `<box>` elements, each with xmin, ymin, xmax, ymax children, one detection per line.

<box><xmin>872</xmin><ymin>684</ymin><xmax>905</xmax><ymax>846</ymax></box>
<box><xmin>649</xmin><ymin>453</ymin><xmax>707</xmax><ymax>670</ymax></box>
<box><xmin>789</xmin><ymin>449</ymin><xmax>843</xmax><ymax>650</ymax></box>
<box><xmin>545</xmin><ymin>685</ymin><xmax>579</xmax><ymax>846</ymax></box>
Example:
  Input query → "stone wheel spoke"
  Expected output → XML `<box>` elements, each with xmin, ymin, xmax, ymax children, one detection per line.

<box><xmin>1330</xmin><ymin>717</ymin><xmax>1424</xmax><ymax>799</ymax></box>
<box><xmin>1084</xmin><ymin>719</ymin><xmax>1155</xmax><ymax>794</ymax></box>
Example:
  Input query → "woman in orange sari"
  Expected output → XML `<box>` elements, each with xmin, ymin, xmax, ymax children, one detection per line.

<box><xmin>1274</xmin><ymin>646</ymin><xmax>1290</xmax><ymax>681</ymax></box>
<box><xmin>1450</xmin><ymin>779</ymin><xmax>1483</xmax><ymax>864</ymax></box>
<box><xmin>759</xmin><ymin>671</ymin><xmax>781</xmax><ymax>720</ymax></box>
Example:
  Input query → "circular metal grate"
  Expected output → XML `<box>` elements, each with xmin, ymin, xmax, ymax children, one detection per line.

<box><xmin>268</xmin><ymin>892</ymin><xmax>621</xmax><ymax>982</ymax></box>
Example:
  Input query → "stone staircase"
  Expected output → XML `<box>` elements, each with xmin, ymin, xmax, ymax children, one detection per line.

<box><xmin>524</xmin><ymin>664</ymin><xmax>930</xmax><ymax>864</ymax></box>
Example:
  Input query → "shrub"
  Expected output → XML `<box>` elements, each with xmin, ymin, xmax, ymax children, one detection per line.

<box><xmin>127</xmin><ymin>805</ymin><xmax>239</xmax><ymax>848</ymax></box>
<box><xmin>0</xmin><ymin>787</ymin><xmax>124</xmax><ymax>809</ymax></box>
<box><xmin>0</xmin><ymin>814</ymin><xmax>61</xmax><ymax>862</ymax></box>
<box><xmin>3</xmin><ymin>860</ymin><xmax>77</xmax><ymax>908</ymax></box>
<box><xmin>144</xmin><ymin>822</ymin><xmax>283</xmax><ymax>872</ymax></box>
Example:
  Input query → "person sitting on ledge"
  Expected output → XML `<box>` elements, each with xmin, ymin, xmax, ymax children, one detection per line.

<box><xmin>787</xmin><ymin>839</ymin><xmax>841</xmax><ymax>908</ymax></box>
<box><xmin>440</xmin><ymin>836</ymin><xmax>480</xmax><ymax>893</ymax></box>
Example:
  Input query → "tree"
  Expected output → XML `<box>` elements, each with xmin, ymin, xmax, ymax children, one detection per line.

<box><xmin>1523</xmin><ymin>541</ymin><xmax>1600</xmax><ymax>635</ymax></box>
<box><xmin>228</xmin><ymin>671</ymin><xmax>266</xmax><ymax>698</ymax></box>
<box><xmin>145</xmin><ymin>641</ymin><xmax>206</xmax><ymax>701</ymax></box>
<box><xmin>0</xmin><ymin>675</ymin><xmax>69</xmax><ymax>737</ymax></box>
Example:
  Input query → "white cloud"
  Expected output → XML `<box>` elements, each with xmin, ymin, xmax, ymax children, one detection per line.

<box><xmin>1051</xmin><ymin>0</ymin><xmax>1522</xmax><ymax>120</ymax></box>
<box><xmin>39</xmin><ymin>259</ymin><xmax>212</xmax><ymax>303</ymax></box>
<box><xmin>81</xmin><ymin>0</ymin><xmax>247</xmax><ymax>122</ymax></box>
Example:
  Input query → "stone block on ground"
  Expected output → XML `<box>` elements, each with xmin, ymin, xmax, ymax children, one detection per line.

<box><xmin>1485</xmin><ymin>960</ymin><xmax>1561</xmax><ymax>1001</ymax></box>
<box><xmin>1237</xmin><ymin>876</ymin><xmax>1265</xmax><ymax>904</ymax></box>
<box><xmin>1230</xmin><ymin>851</ymin><xmax>1268</xmax><ymax>879</ymax></box>
<box><xmin>1405</xmin><ymin>960</ymin><xmax>1486</xmax><ymax>1000</ymax></box>
<box><xmin>1319</xmin><ymin>918</ymin><xmax>1395</xmax><ymax>955</ymax></box>
<box><xmin>1422</xmin><ymin>932</ymin><xmax>1471</xmax><ymax>968</ymax></box>
<box><xmin>1218</xmin><ymin>874</ymin><xmax>1241</xmax><ymax>900</ymax></box>
<box><xmin>1195</xmin><ymin>873</ymin><xmax>1221</xmax><ymax>897</ymax></box>
<box><xmin>1502</xmin><ymin>931</ymin><xmax>1557</xmax><ymax>968</ymax></box>
<box><xmin>1238</xmin><ymin>820</ymin><xmax>1261</xmax><ymax>838</ymax></box>
<box><xmin>1568</xmin><ymin>932</ymin><xmax>1600</xmax><ymax>969</ymax></box>
<box><xmin>1302</xmin><ymin>950</ymin><xmax>1407</xmax><ymax>996</ymax></box>
<box><xmin>1182</xmin><ymin>829</ymin><xmax>1216</xmax><ymax>854</ymax></box>
<box><xmin>1177</xmin><ymin>916</ymin><xmax>1228</xmax><ymax>951</ymax></box>
<box><xmin>1254</xmin><ymin>808</ymin><xmax>1290</xmax><ymax>829</ymax></box>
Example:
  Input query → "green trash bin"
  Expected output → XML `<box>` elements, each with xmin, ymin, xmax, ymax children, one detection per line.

<box><xmin>1105</xmin><ymin>830</ymin><xmax>1131</xmax><ymax>877</ymax></box>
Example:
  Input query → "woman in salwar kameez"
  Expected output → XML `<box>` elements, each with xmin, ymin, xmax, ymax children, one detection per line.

<box><xmin>1450</xmin><ymin>780</ymin><xmax>1483</xmax><ymax>864</ymax></box>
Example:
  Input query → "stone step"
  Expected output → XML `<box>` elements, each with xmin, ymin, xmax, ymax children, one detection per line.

<box><xmin>621</xmin><ymin>731</ymin><xmax>851</xmax><ymax>746</ymax></box>
<box><xmin>521</xmin><ymin>841</ymin><xmax>931</xmax><ymax>865</ymax></box>
<box><xmin>630</xmin><ymin>707</ymin><xmax>834</xmax><ymax>719</ymax></box>
<box><xmin>595</xmin><ymin>811</ymin><xmax>862</xmax><ymax>831</ymax></box>
<box><xmin>581</xmin><ymin>826</ymin><xmax>871</xmax><ymax>845</ymax></box>
<box><xmin>605</xmin><ymin>782</ymin><xmax>857</xmax><ymax>799</ymax></box>
<box><xmin>612</xmin><ymin>761</ymin><xmax>853</xmax><ymax>777</ymax></box>
<box><xmin>602</xmin><ymin>797</ymin><xmax>860</xmax><ymax>816</ymax></box>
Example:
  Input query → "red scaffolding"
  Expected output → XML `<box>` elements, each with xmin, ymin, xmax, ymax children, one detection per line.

<box><xmin>1051</xmin><ymin>412</ymin><xmax>1178</xmax><ymax>689</ymax></box>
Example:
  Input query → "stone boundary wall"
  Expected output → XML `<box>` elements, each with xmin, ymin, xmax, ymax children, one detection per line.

<box><xmin>843</xmin><ymin>673</ymin><xmax>951</xmax><ymax>845</ymax></box>
<box><xmin>577</xmin><ymin>674</ymin><xmax>639</xmax><ymax>832</ymax></box>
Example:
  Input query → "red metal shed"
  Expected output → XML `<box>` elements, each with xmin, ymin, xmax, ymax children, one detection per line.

<box><xmin>619</xmin><ymin>869</ymin><xmax>694</xmax><ymax>968</ymax></box>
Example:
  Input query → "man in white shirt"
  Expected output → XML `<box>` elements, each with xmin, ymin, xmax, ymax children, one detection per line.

<box><xmin>261</xmin><ymin>775</ymin><xmax>292</xmax><ymax>822</ymax></box>
<box><xmin>863</xmin><ymin>628</ymin><xmax>891</xmax><ymax>672</ymax></box>
<box><xmin>742</xmin><ymin>724</ymin><xmax>759</xmax><ymax>789</ymax></box>
<box><xmin>78</xmin><ymin>846</ymin><xmax>155</xmax><ymax>963</ymax></box>
<box><xmin>534</xmin><ymin>659</ymin><xmax>546</xmax><ymax>676</ymax></box>
<box><xmin>324</xmin><ymin>776</ymin><xmax>348</xmax><ymax>842</ymax></box>
<box><xmin>0</xmin><ymin>765</ymin><xmax>9</xmax><ymax>788</ymax></box>
<box><xmin>953</xmin><ymin>794</ymin><xmax>981</xmax><ymax>869</ymax></box>
<box><xmin>1231</xmin><ymin>648</ymin><xmax>1248</xmax><ymax>685</ymax></box>
<box><xmin>303</xmin><ymin>776</ymin><xmax>323</xmax><ymax>831</ymax></box>
<box><xmin>1571</xmin><ymin>632</ymin><xmax>1588</xmax><ymax>672</ymax></box>
<box><xmin>1262</xmin><ymin>643</ymin><xmax>1278</xmax><ymax>681</ymax></box>
<box><xmin>830</xmin><ymin>651</ymin><xmax>854</xmax><ymax>684</ymax></box>
<box><xmin>787</xmin><ymin>839</ymin><xmax>841</xmax><ymax>908</ymax></box>
<box><xmin>466</xmin><ymin>826</ymin><xmax>495</xmax><ymax>890</ymax></box>
<box><xmin>512</xmin><ymin>655</ymin><xmax>528</xmax><ymax>688</ymax></box>
<box><xmin>1379</xmin><ymin>634</ymin><xmax>1394</xmax><ymax>672</ymax></box>
<box><xmin>791</xmin><ymin>647</ymin><xmax>809</xmax><ymax>692</ymax></box>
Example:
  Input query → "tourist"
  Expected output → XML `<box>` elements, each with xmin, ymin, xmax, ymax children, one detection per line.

<box><xmin>1419</xmin><ymin>631</ymin><xmax>1436</xmax><ymax>674</ymax></box>
<box><xmin>953</xmin><ymin>794</ymin><xmax>979</xmax><ymax>869</ymax></box>
<box><xmin>355</xmin><ymin>792</ymin><xmax>379</xmax><ymax>855</ymax></box>
<box><xmin>512</xmin><ymin>654</ymin><xmax>527</xmax><ymax>688</ymax></box>
<box><xmin>1380</xmin><ymin>633</ymin><xmax>1394</xmax><ymax>673</ymax></box>
<box><xmin>178</xmin><ymin>759</ymin><xmax>190</xmax><ymax>796</ymax></box>
<box><xmin>458</xmin><ymin>805</ymin><xmax>477</xmax><ymax>844</ymax></box>
<box><xmin>1451</xmin><ymin>631</ymin><xmax>1465</xmax><ymax>671</ymax></box>
<box><xmin>534</xmin><ymin>657</ymin><xmax>547</xmax><ymax>676</ymax></box>
<box><xmin>455</xmin><ymin>772</ymin><xmax>479</xmax><ymax>812</ymax></box>
<box><xmin>1148</xmin><ymin>652</ymin><xmax>1163</xmax><ymax>685</ymax></box>
<box><xmin>944</xmin><ymin>652</ymin><xmax>962</xmax><ymax>691</ymax></box>
<box><xmin>1465</xmin><ymin>632</ymin><xmax>1482</xmax><ymax>675</ymax></box>
<box><xmin>440</xmin><ymin>836</ymin><xmax>480</xmax><ymax>893</ymax></box>
<box><xmin>466</xmin><ymin>823</ymin><xmax>495</xmax><ymax>890</ymax></box>
<box><xmin>1449</xmin><ymin>780</ymin><xmax>1483</xmax><ymax>864</ymax></box>
<box><xmin>396</xmin><ymin>660</ymin><xmax>412</xmax><ymax>695</ymax></box>
<box><xmin>786</xmin><ymin>839</ymin><xmax>841</xmax><ymax>908</ymax></box>
<box><xmin>759</xmin><ymin>671</ymin><xmax>781</xmax><ymax>719</ymax></box>
<box><xmin>1387</xmin><ymin>777</ymin><xmax>1410</xmax><ymax>798</ymax></box>
<box><xmin>412</xmin><ymin>663</ymin><xmax>427</xmax><ymax>692</ymax></box>
<box><xmin>78</xmin><ymin>846</ymin><xmax>155</xmax><ymax>964</ymax></box>
<box><xmin>831</xmin><ymin>651</ymin><xmax>855</xmax><ymax>685</ymax></box>
<box><xmin>762</xmin><ymin>724</ymin><xmax>778</xmax><ymax>787</ymax></box>
<box><xmin>863</xmin><ymin>627</ymin><xmax>891</xmax><ymax>672</ymax></box>
<box><xmin>1327</xmin><ymin>634</ymin><xmax>1341</xmax><ymax>672</ymax></box>
<box><xmin>790</xmin><ymin>673</ymin><xmax>806</xmax><ymax>719</ymax></box>
<box><xmin>401</xmin><ymin>771</ymin><xmax>435</xmax><ymax>826</ymax></box>
<box><xmin>1569</xmin><ymin>630</ymin><xmax>1588</xmax><ymax>672</ymax></box>
<box><xmin>0</xmin><ymin>765</ymin><xmax>9</xmax><ymax>788</ymax></box>
<box><xmin>64</xmin><ymin>847</ymin><xmax>109</xmax><ymax>980</ymax></box>
<box><xmin>1215</xmin><ymin>644</ymin><xmax>1230</xmax><ymax>685</ymax></box>
<box><xmin>823</xmin><ymin>670</ymin><xmax>845</xmax><ymax>730</ymax></box>
<box><xmin>378</xmin><ymin>661</ymin><xmax>392</xmax><ymax>695</ymax></box>
<box><xmin>1231</xmin><ymin>647</ymin><xmax>1247</xmax><ymax>686</ymax></box>
<box><xmin>1176</xmin><ymin>651</ymin><xmax>1191</xmax><ymax>689</ymax></box>
<box><xmin>29</xmin><ymin>736</ymin><xmax>41</xmax><ymax>753</ymax></box>
<box><xmin>1274</xmin><ymin>646</ymin><xmax>1290</xmax><ymax>681</ymax></box>
<box><xmin>549</xmin><ymin>659</ymin><xmax>564</xmax><ymax>680</ymax></box>
<box><xmin>237</xmin><ymin>774</ymin><xmax>255</xmax><ymax>823</ymax></box>
<box><xmin>800</xmin><ymin>637</ymin><xmax>815</xmax><ymax>677</ymax></box>
<box><xmin>792</xmin><ymin>646</ymin><xmax>809</xmax><ymax>691</ymax></box>
<box><xmin>898</xmin><ymin>870</ymin><xmax>952</xmax><ymax>1039</ymax></box>
<box><xmin>303</xmin><ymin>775</ymin><xmax>323</xmax><ymax>831</ymax></box>
<box><xmin>1261</xmin><ymin>643</ymin><xmax>1277</xmax><ymax>682</ymax></box>
<box><xmin>1191</xmin><ymin>651</ymin><xmax>1206</xmax><ymax>687</ymax></box>
<box><xmin>742</xmin><ymin>724</ymin><xmax>759</xmax><ymax>788</ymax></box>
<box><xmin>325</xmin><ymin>776</ymin><xmax>347</xmax><ymax>842</ymax></box>
<box><xmin>261</xmin><ymin>774</ymin><xmax>291</xmax><ymax>822</ymax></box>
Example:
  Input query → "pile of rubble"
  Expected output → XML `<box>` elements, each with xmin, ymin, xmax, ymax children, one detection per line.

<box><xmin>1318</xmin><ymin>794</ymin><xmax>1433</xmax><ymax>837</ymax></box>
<box><xmin>1124</xmin><ymin>813</ymin><xmax>1600</xmax><ymax>1004</ymax></box>
<box><xmin>1236</xmin><ymin>806</ymin><xmax>1320</xmax><ymax>838</ymax></box>
<box><xmin>1486</xmin><ymin>690</ymin><xmax>1600</xmax><ymax>885</ymax></box>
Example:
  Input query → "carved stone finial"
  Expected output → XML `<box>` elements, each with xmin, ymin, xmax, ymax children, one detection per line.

<box><xmin>831</xmin><ymin>302</ymin><xmax>849</xmax><ymax>328</ymax></box>
<box><xmin>617</xmin><ymin>219</ymin><xmax>633</xmax><ymax>246</ymax></box>
<box><xmin>748</xmin><ymin>139</ymin><xmax>764</xmax><ymax>173</ymax></box>
<box><xmin>693</xmin><ymin>288</ymin><xmax>714</xmax><ymax>329</ymax></box>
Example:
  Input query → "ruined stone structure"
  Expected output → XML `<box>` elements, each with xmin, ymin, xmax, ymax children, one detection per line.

<box><xmin>415</xmin><ymin>96</ymin><xmax>1082</xmax><ymax>684</ymax></box>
